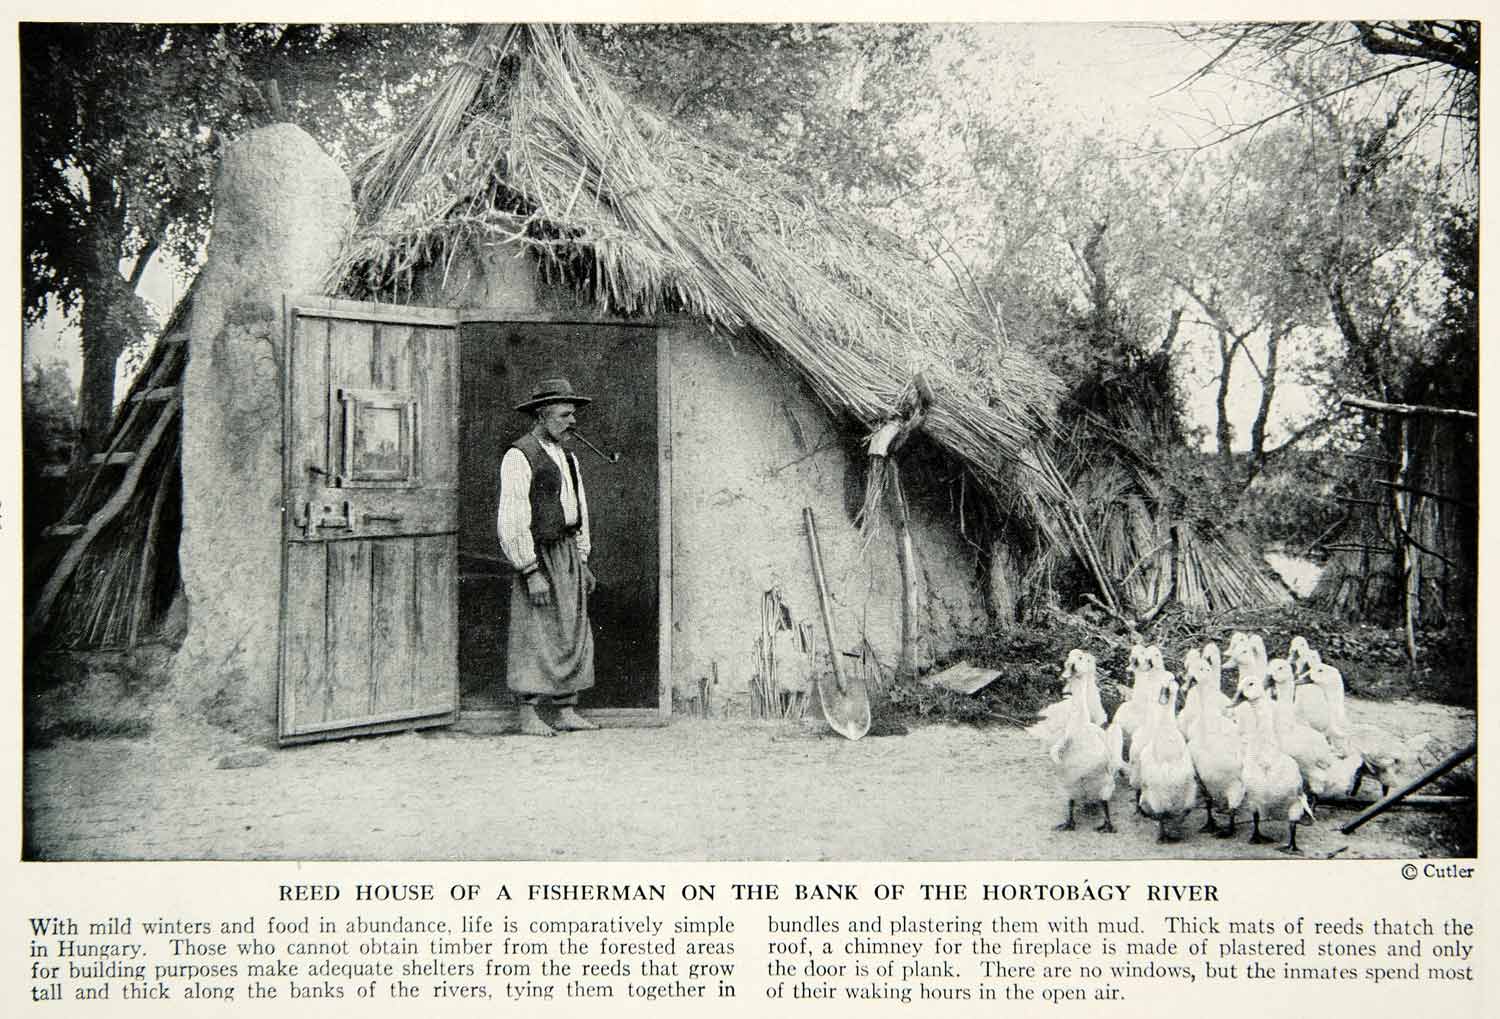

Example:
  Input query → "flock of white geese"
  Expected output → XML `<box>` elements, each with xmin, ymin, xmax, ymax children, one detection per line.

<box><xmin>1045</xmin><ymin>634</ymin><xmax>1421</xmax><ymax>853</ymax></box>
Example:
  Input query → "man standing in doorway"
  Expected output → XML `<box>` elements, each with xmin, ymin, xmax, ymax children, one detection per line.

<box><xmin>497</xmin><ymin>377</ymin><xmax>599</xmax><ymax>736</ymax></box>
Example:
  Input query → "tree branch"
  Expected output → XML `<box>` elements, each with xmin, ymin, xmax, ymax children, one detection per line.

<box><xmin>1158</xmin><ymin>307</ymin><xmax>1184</xmax><ymax>356</ymax></box>
<box><xmin>1259</xmin><ymin>413</ymin><xmax>1338</xmax><ymax>463</ymax></box>
<box><xmin>1340</xmin><ymin>395</ymin><xmax>1477</xmax><ymax>421</ymax></box>
<box><xmin>1161</xmin><ymin>61</ymin><xmax>1431</xmax><ymax>153</ymax></box>
<box><xmin>126</xmin><ymin>232</ymin><xmax>161</xmax><ymax>289</ymax></box>
<box><xmin>1353</xmin><ymin>21</ymin><xmax>1479</xmax><ymax>75</ymax></box>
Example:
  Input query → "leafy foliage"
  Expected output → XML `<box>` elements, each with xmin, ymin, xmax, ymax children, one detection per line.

<box><xmin>21</xmin><ymin>360</ymin><xmax>78</xmax><ymax>468</ymax></box>
<box><xmin>585</xmin><ymin>25</ymin><xmax>948</xmax><ymax>209</ymax></box>
<box><xmin>20</xmin><ymin>23</ymin><xmax>460</xmax><ymax>448</ymax></box>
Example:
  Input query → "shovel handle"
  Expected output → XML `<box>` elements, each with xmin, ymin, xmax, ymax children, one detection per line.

<box><xmin>803</xmin><ymin>508</ymin><xmax>847</xmax><ymax>695</ymax></box>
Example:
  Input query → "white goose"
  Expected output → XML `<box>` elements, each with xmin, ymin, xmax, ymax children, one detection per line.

<box><xmin>1232</xmin><ymin>668</ymin><xmax>1312</xmax><ymax>853</ymax></box>
<box><xmin>1135</xmin><ymin>669</ymin><xmax>1199</xmax><ymax>842</ymax></box>
<box><xmin>1177</xmin><ymin>649</ymin><xmax>1203</xmax><ymax>736</ymax></box>
<box><xmin>1184</xmin><ymin>650</ymin><xmax>1244</xmax><ymax>837</ymax></box>
<box><xmin>1048</xmin><ymin>650</ymin><xmax>1117</xmax><ymax>833</ymax></box>
<box><xmin>1287</xmin><ymin>635</ymin><xmax>1315</xmax><ymax>676</ymax></box>
<box><xmin>1106</xmin><ymin>643</ymin><xmax>1158</xmax><ymax>773</ymax></box>
<box><xmin>1133</xmin><ymin>647</ymin><xmax>1177</xmax><ymax>789</ymax></box>
<box><xmin>1226</xmin><ymin>632</ymin><xmax>1268</xmax><ymax>733</ymax></box>
<box><xmin>1035</xmin><ymin>647</ymin><xmax>1108</xmax><ymax>738</ymax></box>
<box><xmin>1177</xmin><ymin>642</ymin><xmax>1224</xmax><ymax>737</ymax></box>
<box><xmin>1297</xmin><ymin>661</ymin><xmax>1364</xmax><ymax>795</ymax></box>
<box><xmin>1288</xmin><ymin>641</ymin><xmax>1342</xmax><ymax>737</ymax></box>
<box><xmin>1347</xmin><ymin>728</ymin><xmax>1435</xmax><ymax>798</ymax></box>
<box><xmin>1266</xmin><ymin>659</ymin><xmax>1342</xmax><ymax>806</ymax></box>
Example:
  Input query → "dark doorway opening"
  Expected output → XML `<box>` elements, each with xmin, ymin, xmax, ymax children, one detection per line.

<box><xmin>457</xmin><ymin>317</ymin><xmax>662</xmax><ymax>714</ymax></box>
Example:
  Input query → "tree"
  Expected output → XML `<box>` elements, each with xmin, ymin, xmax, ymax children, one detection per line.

<box><xmin>1165</xmin><ymin>26</ymin><xmax>1476</xmax><ymax>634</ymax></box>
<box><xmin>20</xmin><ymin>23</ymin><xmax>458</xmax><ymax>454</ymax></box>
<box><xmin>585</xmin><ymin>25</ymin><xmax>937</xmax><ymax>205</ymax></box>
<box><xmin>1171</xmin><ymin>21</ymin><xmax>1477</xmax><ymax>171</ymax></box>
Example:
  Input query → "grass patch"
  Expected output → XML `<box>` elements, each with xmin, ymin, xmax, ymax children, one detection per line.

<box><xmin>887</xmin><ymin>618</ymin><xmax>1127</xmax><ymax>728</ymax></box>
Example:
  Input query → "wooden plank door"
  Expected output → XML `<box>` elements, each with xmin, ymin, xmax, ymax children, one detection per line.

<box><xmin>279</xmin><ymin>295</ymin><xmax>460</xmax><ymax>744</ymax></box>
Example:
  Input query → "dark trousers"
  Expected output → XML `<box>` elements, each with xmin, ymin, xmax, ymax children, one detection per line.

<box><xmin>519</xmin><ymin>693</ymin><xmax>579</xmax><ymax>707</ymax></box>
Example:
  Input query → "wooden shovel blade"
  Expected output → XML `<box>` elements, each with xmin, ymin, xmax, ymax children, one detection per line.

<box><xmin>817</xmin><ymin>670</ymin><xmax>871</xmax><ymax>740</ymax></box>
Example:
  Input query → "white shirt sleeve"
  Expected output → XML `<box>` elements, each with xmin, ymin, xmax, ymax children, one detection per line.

<box><xmin>497</xmin><ymin>448</ymin><xmax>538</xmax><ymax>573</ymax></box>
<box><xmin>574</xmin><ymin>455</ymin><xmax>591</xmax><ymax>564</ymax></box>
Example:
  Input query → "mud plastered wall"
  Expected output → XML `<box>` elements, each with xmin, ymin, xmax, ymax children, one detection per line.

<box><xmin>666</xmin><ymin>324</ymin><xmax>986</xmax><ymax>711</ymax></box>
<box><xmin>173</xmin><ymin>125</ymin><xmax>352</xmax><ymax>737</ymax></box>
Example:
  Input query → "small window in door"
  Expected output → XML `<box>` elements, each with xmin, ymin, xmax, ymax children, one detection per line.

<box><xmin>338</xmin><ymin>387</ymin><xmax>419</xmax><ymax>487</ymax></box>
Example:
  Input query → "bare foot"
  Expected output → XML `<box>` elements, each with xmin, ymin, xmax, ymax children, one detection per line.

<box><xmin>517</xmin><ymin>705</ymin><xmax>557</xmax><ymax>737</ymax></box>
<box><xmin>553</xmin><ymin>707</ymin><xmax>599</xmax><ymax>732</ymax></box>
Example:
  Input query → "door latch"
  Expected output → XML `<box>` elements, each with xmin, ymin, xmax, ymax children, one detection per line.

<box><xmin>304</xmin><ymin>500</ymin><xmax>352</xmax><ymax>537</ymax></box>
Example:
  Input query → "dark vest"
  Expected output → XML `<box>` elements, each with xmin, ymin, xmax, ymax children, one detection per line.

<box><xmin>508</xmin><ymin>432</ymin><xmax>581</xmax><ymax>544</ymax></box>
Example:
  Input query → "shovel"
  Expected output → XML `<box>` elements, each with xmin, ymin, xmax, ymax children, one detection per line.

<box><xmin>803</xmin><ymin>507</ymin><xmax>871</xmax><ymax>740</ymax></box>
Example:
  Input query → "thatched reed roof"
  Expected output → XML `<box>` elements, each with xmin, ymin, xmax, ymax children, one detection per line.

<box><xmin>330</xmin><ymin>24</ymin><xmax>1066</xmax><ymax>520</ymax></box>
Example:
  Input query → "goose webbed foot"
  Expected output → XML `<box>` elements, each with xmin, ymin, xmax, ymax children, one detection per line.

<box><xmin>1347</xmin><ymin>762</ymin><xmax>1368</xmax><ymax>798</ymax></box>
<box><xmin>1199</xmin><ymin>808</ymin><xmax>1221</xmax><ymax>834</ymax></box>
<box><xmin>1278</xmin><ymin>822</ymin><xmax>1303</xmax><ymax>855</ymax></box>
<box><xmin>1096</xmin><ymin>803</ymin><xmax>1115</xmax><ymax>834</ymax></box>
<box><xmin>1055</xmin><ymin>801</ymin><xmax>1077</xmax><ymax>831</ymax></box>
<box><xmin>1214</xmin><ymin>812</ymin><xmax>1238</xmax><ymax>839</ymax></box>
<box><xmin>1248</xmin><ymin>813</ymin><xmax>1273</xmax><ymax>845</ymax></box>
<box><xmin>1156</xmin><ymin>818</ymin><xmax>1181</xmax><ymax>844</ymax></box>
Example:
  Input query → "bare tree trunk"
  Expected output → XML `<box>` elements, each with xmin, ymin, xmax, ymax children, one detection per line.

<box><xmin>1159</xmin><ymin>307</ymin><xmax>1184</xmax><ymax>355</ymax></box>
<box><xmin>76</xmin><ymin>170</ymin><xmax>137</xmax><ymax>456</ymax></box>
<box><xmin>77</xmin><ymin>276</ymin><xmax>132</xmax><ymax>455</ymax></box>
<box><xmin>1214</xmin><ymin>327</ymin><xmax>1235</xmax><ymax>463</ymax></box>
<box><xmin>1329</xmin><ymin>276</ymin><xmax>1390</xmax><ymax>399</ymax></box>
<box><xmin>1245</xmin><ymin>323</ymin><xmax>1287</xmax><ymax>483</ymax></box>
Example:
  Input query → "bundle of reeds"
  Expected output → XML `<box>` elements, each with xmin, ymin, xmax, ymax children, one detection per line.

<box><xmin>748</xmin><ymin>588</ymin><xmax>811</xmax><ymax>720</ymax></box>
<box><xmin>44</xmin><ymin>426</ymin><xmax>182</xmax><ymax>650</ymax></box>
<box><xmin>1006</xmin><ymin>343</ymin><xmax>1292</xmax><ymax>623</ymax></box>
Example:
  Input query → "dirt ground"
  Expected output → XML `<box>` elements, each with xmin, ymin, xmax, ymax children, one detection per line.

<box><xmin>23</xmin><ymin>694</ymin><xmax>1474</xmax><ymax>862</ymax></box>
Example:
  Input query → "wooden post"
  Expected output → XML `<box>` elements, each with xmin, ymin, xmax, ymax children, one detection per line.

<box><xmin>1340</xmin><ymin>395</ymin><xmax>1477</xmax><ymax>422</ymax></box>
<box><xmin>127</xmin><ymin>445</ymin><xmax>174</xmax><ymax>647</ymax></box>
<box><xmin>1319</xmin><ymin>794</ymin><xmax>1469</xmax><ymax>811</ymax></box>
<box><xmin>803</xmin><ymin>508</ymin><xmax>846</xmax><ymax>696</ymax></box>
<box><xmin>1393</xmin><ymin>417</ymin><xmax>1418</xmax><ymax>669</ymax></box>
<box><xmin>889</xmin><ymin>462</ymin><xmax>919</xmax><ymax>682</ymax></box>
<box><xmin>1340</xmin><ymin>742</ymin><xmax>1476</xmax><ymax>834</ymax></box>
<box><xmin>27</xmin><ymin>398</ymin><xmax>181</xmax><ymax>641</ymax></box>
